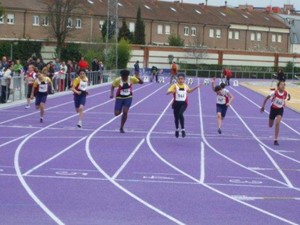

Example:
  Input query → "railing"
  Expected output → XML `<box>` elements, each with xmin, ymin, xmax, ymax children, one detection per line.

<box><xmin>1</xmin><ymin>69</ymin><xmax>298</xmax><ymax>104</ymax></box>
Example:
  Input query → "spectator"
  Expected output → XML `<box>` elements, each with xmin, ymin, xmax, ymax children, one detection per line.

<box><xmin>0</xmin><ymin>63</ymin><xmax>13</xmax><ymax>103</ymax></box>
<box><xmin>92</xmin><ymin>58</ymin><xmax>99</xmax><ymax>71</ymax></box>
<box><xmin>58</xmin><ymin>61</ymin><xmax>67</xmax><ymax>92</ymax></box>
<box><xmin>134</xmin><ymin>60</ymin><xmax>140</xmax><ymax>78</ymax></box>
<box><xmin>24</xmin><ymin>64</ymin><xmax>37</xmax><ymax>109</ymax></box>
<box><xmin>223</xmin><ymin>68</ymin><xmax>232</xmax><ymax>86</ymax></box>
<box><xmin>170</xmin><ymin>61</ymin><xmax>178</xmax><ymax>84</ymax></box>
<box><xmin>151</xmin><ymin>65</ymin><xmax>159</xmax><ymax>83</ymax></box>
<box><xmin>13</xmin><ymin>59</ymin><xmax>24</xmax><ymax>90</ymax></box>
<box><xmin>36</xmin><ymin>58</ymin><xmax>45</xmax><ymax>72</ymax></box>
<box><xmin>67</xmin><ymin>60</ymin><xmax>75</xmax><ymax>89</ymax></box>
<box><xmin>277</xmin><ymin>69</ymin><xmax>286</xmax><ymax>82</ymax></box>
<box><xmin>78</xmin><ymin>56</ymin><xmax>89</xmax><ymax>70</ymax></box>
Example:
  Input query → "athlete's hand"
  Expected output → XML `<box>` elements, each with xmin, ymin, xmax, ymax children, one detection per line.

<box><xmin>109</xmin><ymin>94</ymin><xmax>114</xmax><ymax>98</ymax></box>
<box><xmin>260</xmin><ymin>107</ymin><xmax>265</xmax><ymax>113</ymax></box>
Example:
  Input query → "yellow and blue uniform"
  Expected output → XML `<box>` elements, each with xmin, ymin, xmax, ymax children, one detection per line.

<box><xmin>73</xmin><ymin>76</ymin><xmax>88</xmax><ymax>108</ymax></box>
<box><xmin>33</xmin><ymin>76</ymin><xmax>52</xmax><ymax>105</ymax></box>
<box><xmin>113</xmin><ymin>76</ymin><xmax>140</xmax><ymax>111</ymax></box>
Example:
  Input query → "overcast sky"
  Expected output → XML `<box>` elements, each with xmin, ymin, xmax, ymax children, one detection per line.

<box><xmin>163</xmin><ymin>0</ymin><xmax>300</xmax><ymax>9</ymax></box>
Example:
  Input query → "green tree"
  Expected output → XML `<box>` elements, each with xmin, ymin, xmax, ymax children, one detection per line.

<box><xmin>40</xmin><ymin>0</ymin><xmax>83</xmax><ymax>58</ymax></box>
<box><xmin>168</xmin><ymin>33</ymin><xmax>185</xmax><ymax>46</ymax></box>
<box><xmin>118</xmin><ymin>19</ymin><xmax>133</xmax><ymax>42</ymax></box>
<box><xmin>0</xmin><ymin>2</ymin><xmax>5</xmax><ymax>17</ymax></box>
<box><xmin>106</xmin><ymin>39</ymin><xmax>131</xmax><ymax>70</ymax></box>
<box><xmin>61</xmin><ymin>43</ymin><xmax>81</xmax><ymax>62</ymax></box>
<box><xmin>134</xmin><ymin>6</ymin><xmax>145</xmax><ymax>45</ymax></box>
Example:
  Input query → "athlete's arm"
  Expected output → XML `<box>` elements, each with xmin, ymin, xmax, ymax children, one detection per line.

<box><xmin>211</xmin><ymin>77</ymin><xmax>216</xmax><ymax>91</ymax></box>
<box><xmin>110</xmin><ymin>85</ymin><xmax>115</xmax><ymax>98</ymax></box>
<box><xmin>226</xmin><ymin>92</ymin><xmax>234</xmax><ymax>106</ymax></box>
<box><xmin>260</xmin><ymin>95</ymin><xmax>271</xmax><ymax>112</ymax></box>
<box><xmin>188</xmin><ymin>84</ymin><xmax>202</xmax><ymax>93</ymax></box>
<box><xmin>166</xmin><ymin>84</ymin><xmax>175</xmax><ymax>95</ymax></box>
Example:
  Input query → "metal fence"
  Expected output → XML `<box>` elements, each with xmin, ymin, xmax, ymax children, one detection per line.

<box><xmin>0</xmin><ymin>70</ymin><xmax>118</xmax><ymax>104</ymax></box>
<box><xmin>1</xmin><ymin>69</ymin><xmax>298</xmax><ymax>104</ymax></box>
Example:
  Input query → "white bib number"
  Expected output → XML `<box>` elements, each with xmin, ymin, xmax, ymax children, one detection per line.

<box><xmin>217</xmin><ymin>96</ymin><xmax>226</xmax><ymax>104</ymax></box>
<box><xmin>176</xmin><ymin>91</ymin><xmax>186</xmax><ymax>101</ymax></box>
<box><xmin>39</xmin><ymin>83</ymin><xmax>48</xmax><ymax>92</ymax></box>
<box><xmin>273</xmin><ymin>97</ymin><xmax>284</xmax><ymax>108</ymax></box>
<box><xmin>79</xmin><ymin>81</ymin><xmax>88</xmax><ymax>91</ymax></box>
<box><xmin>120</xmin><ymin>88</ymin><xmax>130</xmax><ymax>96</ymax></box>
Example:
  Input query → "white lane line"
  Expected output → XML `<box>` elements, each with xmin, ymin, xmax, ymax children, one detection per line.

<box><xmin>86</xmin><ymin>84</ymin><xmax>185</xmax><ymax>225</ymax></box>
<box><xmin>146</xmin><ymin>82</ymin><xmax>298</xmax><ymax>225</ymax></box>
<box><xmin>231</xmin><ymin>87</ymin><xmax>300</xmax><ymax>135</ymax></box>
<box><xmin>112</xmin><ymin>138</ymin><xmax>145</xmax><ymax>180</ymax></box>
<box><xmin>0</xmin><ymin>134</ymin><xmax>28</xmax><ymax>149</ymax></box>
<box><xmin>200</xmin><ymin>142</ymin><xmax>205</xmax><ymax>183</ymax></box>
<box><xmin>23</xmin><ymin>136</ymin><xmax>87</xmax><ymax>176</ymax></box>
<box><xmin>0</xmin><ymin>83</ymin><xmax>152</xmax><ymax>125</ymax></box>
<box><xmin>259</xmin><ymin>145</ymin><xmax>293</xmax><ymax>188</ymax></box>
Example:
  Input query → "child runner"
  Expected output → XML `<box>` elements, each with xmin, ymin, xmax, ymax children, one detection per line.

<box><xmin>30</xmin><ymin>72</ymin><xmax>53</xmax><ymax>123</ymax></box>
<box><xmin>211</xmin><ymin>79</ymin><xmax>234</xmax><ymax>134</ymax></box>
<box><xmin>260</xmin><ymin>81</ymin><xmax>290</xmax><ymax>145</ymax></box>
<box><xmin>72</xmin><ymin>69</ymin><xmax>89</xmax><ymax>128</ymax></box>
<box><xmin>167</xmin><ymin>73</ymin><xmax>201</xmax><ymax>138</ymax></box>
<box><xmin>110</xmin><ymin>69</ymin><xmax>143</xmax><ymax>133</ymax></box>
<box><xmin>24</xmin><ymin>64</ymin><xmax>37</xmax><ymax>109</ymax></box>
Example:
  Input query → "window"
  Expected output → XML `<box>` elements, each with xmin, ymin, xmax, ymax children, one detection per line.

<box><xmin>209</xmin><ymin>29</ymin><xmax>214</xmax><ymax>38</ymax></box>
<box><xmin>33</xmin><ymin>15</ymin><xmax>40</xmax><ymax>26</ymax></box>
<box><xmin>195</xmin><ymin>9</ymin><xmax>202</xmax><ymax>15</ymax></box>
<box><xmin>165</xmin><ymin>25</ymin><xmax>171</xmax><ymax>35</ymax></box>
<box><xmin>184</xmin><ymin>26</ymin><xmax>189</xmax><ymax>36</ymax></box>
<box><xmin>99</xmin><ymin>20</ymin><xmax>104</xmax><ymax>30</ymax></box>
<box><xmin>144</xmin><ymin>5</ymin><xmax>151</xmax><ymax>10</ymax></box>
<box><xmin>67</xmin><ymin>18</ymin><xmax>73</xmax><ymax>28</ymax></box>
<box><xmin>75</xmin><ymin>18</ymin><xmax>81</xmax><ymax>28</ymax></box>
<box><xmin>251</xmin><ymin>32</ymin><xmax>262</xmax><ymax>41</ymax></box>
<box><xmin>170</xmin><ymin>7</ymin><xmax>177</xmax><ymax>12</ymax></box>
<box><xmin>272</xmin><ymin>34</ymin><xmax>276</xmax><ymax>42</ymax></box>
<box><xmin>0</xmin><ymin>16</ymin><xmax>4</xmax><ymax>24</ymax></box>
<box><xmin>234</xmin><ymin>31</ymin><xmax>240</xmax><ymax>40</ymax></box>
<box><xmin>256</xmin><ymin>32</ymin><xmax>262</xmax><ymax>41</ymax></box>
<box><xmin>228</xmin><ymin>31</ymin><xmax>233</xmax><ymax>39</ymax></box>
<box><xmin>191</xmin><ymin>27</ymin><xmax>196</xmax><ymax>36</ymax></box>
<box><xmin>42</xmin><ymin>16</ymin><xmax>49</xmax><ymax>26</ymax></box>
<box><xmin>277</xmin><ymin>34</ymin><xmax>282</xmax><ymax>43</ymax></box>
<box><xmin>157</xmin><ymin>24</ymin><xmax>163</xmax><ymax>34</ymax></box>
<box><xmin>216</xmin><ymin>29</ymin><xmax>221</xmax><ymax>38</ymax></box>
<box><xmin>7</xmin><ymin>14</ymin><xmax>15</xmax><ymax>24</ymax></box>
<box><xmin>129</xmin><ymin>22</ymin><xmax>135</xmax><ymax>32</ymax></box>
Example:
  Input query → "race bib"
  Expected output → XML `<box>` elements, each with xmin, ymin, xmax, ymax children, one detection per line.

<box><xmin>176</xmin><ymin>91</ymin><xmax>186</xmax><ymax>101</ymax></box>
<box><xmin>38</xmin><ymin>83</ymin><xmax>48</xmax><ymax>92</ymax></box>
<box><xmin>79</xmin><ymin>81</ymin><xmax>88</xmax><ymax>91</ymax></box>
<box><xmin>120</xmin><ymin>88</ymin><xmax>130</xmax><ymax>96</ymax></box>
<box><xmin>217</xmin><ymin>96</ymin><xmax>226</xmax><ymax>104</ymax></box>
<box><xmin>273</xmin><ymin>98</ymin><xmax>284</xmax><ymax>108</ymax></box>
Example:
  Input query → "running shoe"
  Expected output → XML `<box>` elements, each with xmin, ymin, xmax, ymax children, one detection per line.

<box><xmin>175</xmin><ymin>130</ymin><xmax>179</xmax><ymax>138</ymax></box>
<box><xmin>181</xmin><ymin>130</ymin><xmax>186</xmax><ymax>138</ymax></box>
<box><xmin>218</xmin><ymin>128</ymin><xmax>222</xmax><ymax>134</ymax></box>
<box><xmin>77</xmin><ymin>121</ymin><xmax>82</xmax><ymax>128</ymax></box>
<box><xmin>274</xmin><ymin>140</ymin><xmax>279</xmax><ymax>146</ymax></box>
<box><xmin>120</xmin><ymin>128</ymin><xmax>125</xmax><ymax>133</ymax></box>
<box><xmin>25</xmin><ymin>105</ymin><xmax>30</xmax><ymax>109</ymax></box>
<box><xmin>40</xmin><ymin>117</ymin><xmax>43</xmax><ymax>123</ymax></box>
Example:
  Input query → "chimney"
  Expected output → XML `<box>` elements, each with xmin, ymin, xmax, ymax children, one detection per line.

<box><xmin>225</xmin><ymin>1</ymin><xmax>227</xmax><ymax>7</ymax></box>
<box><xmin>205</xmin><ymin>0</ymin><xmax>208</xmax><ymax>6</ymax></box>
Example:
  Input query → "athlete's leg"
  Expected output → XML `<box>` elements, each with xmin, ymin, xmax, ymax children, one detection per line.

<box><xmin>178</xmin><ymin>104</ymin><xmax>187</xmax><ymax>137</ymax></box>
<box><xmin>120</xmin><ymin>106</ymin><xmax>129</xmax><ymax>132</ymax></box>
<box><xmin>274</xmin><ymin>115</ymin><xmax>282</xmax><ymax>142</ymax></box>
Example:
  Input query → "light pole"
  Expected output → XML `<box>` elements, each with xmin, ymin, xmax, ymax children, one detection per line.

<box><xmin>10</xmin><ymin>41</ymin><xmax>18</xmax><ymax>61</ymax></box>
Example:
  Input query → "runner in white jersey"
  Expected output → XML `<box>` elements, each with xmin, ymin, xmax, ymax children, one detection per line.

<box><xmin>260</xmin><ymin>81</ymin><xmax>291</xmax><ymax>145</ymax></box>
<box><xmin>167</xmin><ymin>73</ymin><xmax>201</xmax><ymax>138</ymax></box>
<box><xmin>211</xmin><ymin>79</ymin><xmax>234</xmax><ymax>134</ymax></box>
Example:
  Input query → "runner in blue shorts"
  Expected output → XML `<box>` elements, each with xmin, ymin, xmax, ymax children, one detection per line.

<box><xmin>30</xmin><ymin>72</ymin><xmax>53</xmax><ymax>123</ymax></box>
<box><xmin>211</xmin><ymin>78</ymin><xmax>234</xmax><ymax>134</ymax></box>
<box><xmin>110</xmin><ymin>69</ymin><xmax>143</xmax><ymax>133</ymax></box>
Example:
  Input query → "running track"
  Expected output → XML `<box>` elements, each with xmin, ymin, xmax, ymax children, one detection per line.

<box><xmin>0</xmin><ymin>79</ymin><xmax>299</xmax><ymax>225</ymax></box>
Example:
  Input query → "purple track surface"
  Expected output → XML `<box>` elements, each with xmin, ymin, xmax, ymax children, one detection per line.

<box><xmin>0</xmin><ymin>79</ymin><xmax>299</xmax><ymax>225</ymax></box>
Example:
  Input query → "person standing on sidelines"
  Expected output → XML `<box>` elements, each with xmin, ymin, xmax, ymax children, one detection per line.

<box><xmin>30</xmin><ymin>72</ymin><xmax>53</xmax><ymax>123</ymax></box>
<box><xmin>170</xmin><ymin>61</ymin><xmax>178</xmax><ymax>84</ymax></box>
<box><xmin>260</xmin><ymin>81</ymin><xmax>290</xmax><ymax>145</ymax></box>
<box><xmin>134</xmin><ymin>60</ymin><xmax>140</xmax><ymax>78</ymax></box>
<box><xmin>211</xmin><ymin>79</ymin><xmax>234</xmax><ymax>134</ymax></box>
<box><xmin>223</xmin><ymin>68</ymin><xmax>232</xmax><ymax>86</ymax></box>
<box><xmin>24</xmin><ymin>64</ymin><xmax>37</xmax><ymax>109</ymax></box>
<box><xmin>110</xmin><ymin>69</ymin><xmax>143</xmax><ymax>133</ymax></box>
<box><xmin>72</xmin><ymin>69</ymin><xmax>89</xmax><ymax>128</ymax></box>
<box><xmin>167</xmin><ymin>73</ymin><xmax>201</xmax><ymax>138</ymax></box>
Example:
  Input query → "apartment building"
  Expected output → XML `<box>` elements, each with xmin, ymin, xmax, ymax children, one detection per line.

<box><xmin>0</xmin><ymin>0</ymin><xmax>291</xmax><ymax>54</ymax></box>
